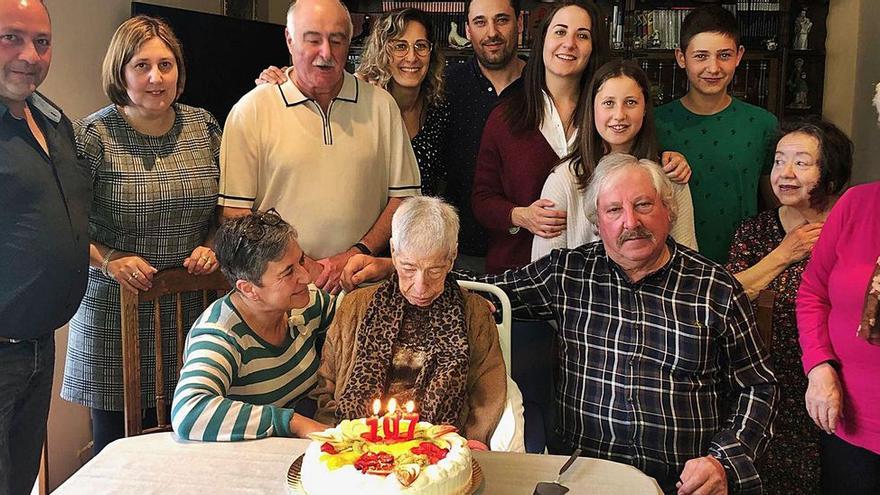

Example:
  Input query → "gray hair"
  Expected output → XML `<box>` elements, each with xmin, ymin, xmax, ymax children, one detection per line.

<box><xmin>584</xmin><ymin>153</ymin><xmax>678</xmax><ymax>232</ymax></box>
<box><xmin>391</xmin><ymin>196</ymin><xmax>459</xmax><ymax>261</ymax></box>
<box><xmin>287</xmin><ymin>0</ymin><xmax>354</xmax><ymax>41</ymax></box>
<box><xmin>215</xmin><ymin>211</ymin><xmax>298</xmax><ymax>287</ymax></box>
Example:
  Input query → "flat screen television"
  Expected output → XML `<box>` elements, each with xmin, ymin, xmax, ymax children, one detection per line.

<box><xmin>132</xmin><ymin>2</ymin><xmax>290</xmax><ymax>125</ymax></box>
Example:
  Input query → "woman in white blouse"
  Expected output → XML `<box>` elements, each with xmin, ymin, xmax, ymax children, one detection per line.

<box><xmin>532</xmin><ymin>59</ymin><xmax>698</xmax><ymax>260</ymax></box>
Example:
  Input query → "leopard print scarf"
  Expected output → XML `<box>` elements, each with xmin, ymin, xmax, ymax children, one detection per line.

<box><xmin>336</xmin><ymin>275</ymin><xmax>470</xmax><ymax>426</ymax></box>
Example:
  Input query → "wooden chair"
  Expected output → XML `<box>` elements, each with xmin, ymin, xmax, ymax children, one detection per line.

<box><xmin>120</xmin><ymin>268</ymin><xmax>229</xmax><ymax>437</ymax></box>
<box><xmin>755</xmin><ymin>289</ymin><xmax>776</xmax><ymax>354</ymax></box>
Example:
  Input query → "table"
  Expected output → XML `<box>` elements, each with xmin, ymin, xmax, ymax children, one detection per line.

<box><xmin>55</xmin><ymin>433</ymin><xmax>663</xmax><ymax>494</ymax></box>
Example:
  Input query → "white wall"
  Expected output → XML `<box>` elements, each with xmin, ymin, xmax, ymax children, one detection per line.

<box><xmin>850</xmin><ymin>0</ymin><xmax>880</xmax><ymax>185</ymax></box>
<box><xmin>822</xmin><ymin>0</ymin><xmax>880</xmax><ymax>185</ymax></box>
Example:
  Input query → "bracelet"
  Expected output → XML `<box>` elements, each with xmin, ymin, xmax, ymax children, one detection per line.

<box><xmin>101</xmin><ymin>248</ymin><xmax>117</xmax><ymax>278</ymax></box>
<box><xmin>352</xmin><ymin>242</ymin><xmax>372</xmax><ymax>256</ymax></box>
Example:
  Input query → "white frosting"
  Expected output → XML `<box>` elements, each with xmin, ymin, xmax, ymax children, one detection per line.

<box><xmin>300</xmin><ymin>420</ymin><xmax>472</xmax><ymax>495</ymax></box>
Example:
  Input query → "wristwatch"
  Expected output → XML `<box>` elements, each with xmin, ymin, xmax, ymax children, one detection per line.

<box><xmin>352</xmin><ymin>242</ymin><xmax>372</xmax><ymax>255</ymax></box>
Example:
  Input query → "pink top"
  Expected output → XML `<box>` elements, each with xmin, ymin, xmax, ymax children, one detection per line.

<box><xmin>798</xmin><ymin>181</ymin><xmax>880</xmax><ymax>453</ymax></box>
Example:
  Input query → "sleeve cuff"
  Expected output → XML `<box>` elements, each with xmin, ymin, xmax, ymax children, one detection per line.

<box><xmin>217</xmin><ymin>194</ymin><xmax>255</xmax><ymax>209</ymax></box>
<box><xmin>802</xmin><ymin>350</ymin><xmax>839</xmax><ymax>377</ymax></box>
<box><xmin>388</xmin><ymin>185</ymin><xmax>421</xmax><ymax>197</ymax></box>
<box><xmin>271</xmin><ymin>406</ymin><xmax>296</xmax><ymax>437</ymax></box>
<box><xmin>709</xmin><ymin>440</ymin><xmax>762</xmax><ymax>494</ymax></box>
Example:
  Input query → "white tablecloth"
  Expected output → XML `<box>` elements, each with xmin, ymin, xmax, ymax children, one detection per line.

<box><xmin>55</xmin><ymin>432</ymin><xmax>663</xmax><ymax>494</ymax></box>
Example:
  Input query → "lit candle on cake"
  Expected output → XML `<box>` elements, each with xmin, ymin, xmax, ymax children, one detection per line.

<box><xmin>383</xmin><ymin>398</ymin><xmax>399</xmax><ymax>440</ymax></box>
<box><xmin>362</xmin><ymin>399</ymin><xmax>381</xmax><ymax>442</ymax></box>
<box><xmin>401</xmin><ymin>400</ymin><xmax>419</xmax><ymax>440</ymax></box>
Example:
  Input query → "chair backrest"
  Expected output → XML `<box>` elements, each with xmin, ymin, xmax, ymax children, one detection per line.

<box><xmin>455</xmin><ymin>280</ymin><xmax>524</xmax><ymax>452</ymax></box>
<box><xmin>755</xmin><ymin>289</ymin><xmax>776</xmax><ymax>354</ymax></box>
<box><xmin>119</xmin><ymin>268</ymin><xmax>230</xmax><ymax>437</ymax></box>
<box><xmin>456</xmin><ymin>280</ymin><xmax>512</xmax><ymax>376</ymax></box>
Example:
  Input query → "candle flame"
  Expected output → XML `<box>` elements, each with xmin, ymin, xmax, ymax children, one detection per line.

<box><xmin>387</xmin><ymin>398</ymin><xmax>398</xmax><ymax>414</ymax></box>
<box><xmin>372</xmin><ymin>399</ymin><xmax>381</xmax><ymax>416</ymax></box>
<box><xmin>405</xmin><ymin>400</ymin><xmax>415</xmax><ymax>413</ymax></box>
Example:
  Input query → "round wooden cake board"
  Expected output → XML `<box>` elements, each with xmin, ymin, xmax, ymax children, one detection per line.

<box><xmin>287</xmin><ymin>454</ymin><xmax>483</xmax><ymax>494</ymax></box>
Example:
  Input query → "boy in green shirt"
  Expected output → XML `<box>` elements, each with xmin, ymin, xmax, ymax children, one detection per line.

<box><xmin>655</xmin><ymin>5</ymin><xmax>778</xmax><ymax>263</ymax></box>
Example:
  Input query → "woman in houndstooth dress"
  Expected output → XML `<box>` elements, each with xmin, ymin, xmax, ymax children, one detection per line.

<box><xmin>61</xmin><ymin>16</ymin><xmax>221</xmax><ymax>454</ymax></box>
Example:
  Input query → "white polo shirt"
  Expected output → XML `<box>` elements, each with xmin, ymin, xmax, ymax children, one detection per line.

<box><xmin>219</xmin><ymin>70</ymin><xmax>421</xmax><ymax>259</ymax></box>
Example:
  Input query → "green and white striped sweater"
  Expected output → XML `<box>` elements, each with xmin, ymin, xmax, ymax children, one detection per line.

<box><xmin>171</xmin><ymin>286</ymin><xmax>336</xmax><ymax>441</ymax></box>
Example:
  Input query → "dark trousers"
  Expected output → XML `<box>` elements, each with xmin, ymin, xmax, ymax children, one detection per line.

<box><xmin>91</xmin><ymin>405</ymin><xmax>170</xmax><ymax>455</ymax></box>
<box><xmin>511</xmin><ymin>319</ymin><xmax>557</xmax><ymax>453</ymax></box>
<box><xmin>0</xmin><ymin>333</ymin><xmax>54</xmax><ymax>495</ymax></box>
<box><xmin>820</xmin><ymin>433</ymin><xmax>880</xmax><ymax>495</ymax></box>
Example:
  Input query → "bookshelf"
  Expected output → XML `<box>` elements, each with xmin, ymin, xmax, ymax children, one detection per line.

<box><xmin>343</xmin><ymin>0</ymin><xmax>828</xmax><ymax>118</ymax></box>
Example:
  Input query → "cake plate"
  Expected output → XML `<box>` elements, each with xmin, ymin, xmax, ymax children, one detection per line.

<box><xmin>287</xmin><ymin>454</ymin><xmax>483</xmax><ymax>494</ymax></box>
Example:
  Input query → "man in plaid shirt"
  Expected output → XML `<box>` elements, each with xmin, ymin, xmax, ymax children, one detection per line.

<box><xmin>342</xmin><ymin>154</ymin><xmax>778</xmax><ymax>494</ymax></box>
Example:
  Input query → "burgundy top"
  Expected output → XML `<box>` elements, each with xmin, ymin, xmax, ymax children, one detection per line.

<box><xmin>471</xmin><ymin>105</ymin><xmax>560</xmax><ymax>274</ymax></box>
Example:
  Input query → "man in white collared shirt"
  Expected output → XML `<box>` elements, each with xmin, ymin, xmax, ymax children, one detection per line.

<box><xmin>219</xmin><ymin>0</ymin><xmax>421</xmax><ymax>293</ymax></box>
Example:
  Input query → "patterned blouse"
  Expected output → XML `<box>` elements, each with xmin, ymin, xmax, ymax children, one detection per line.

<box><xmin>62</xmin><ymin>103</ymin><xmax>221</xmax><ymax>411</ymax></box>
<box><xmin>411</xmin><ymin>99</ymin><xmax>450</xmax><ymax>197</ymax></box>
<box><xmin>726</xmin><ymin>208</ymin><xmax>819</xmax><ymax>495</ymax></box>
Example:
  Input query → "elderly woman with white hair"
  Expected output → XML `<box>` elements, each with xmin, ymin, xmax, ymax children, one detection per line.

<box><xmin>312</xmin><ymin>196</ymin><xmax>507</xmax><ymax>446</ymax></box>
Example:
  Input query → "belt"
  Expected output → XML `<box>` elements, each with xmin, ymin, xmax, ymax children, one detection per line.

<box><xmin>0</xmin><ymin>336</ymin><xmax>26</xmax><ymax>344</ymax></box>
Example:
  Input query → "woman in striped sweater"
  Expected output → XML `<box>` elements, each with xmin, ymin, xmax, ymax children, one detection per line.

<box><xmin>171</xmin><ymin>210</ymin><xmax>335</xmax><ymax>441</ymax></box>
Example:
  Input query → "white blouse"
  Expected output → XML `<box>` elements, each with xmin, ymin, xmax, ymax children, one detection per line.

<box><xmin>538</xmin><ymin>91</ymin><xmax>577</xmax><ymax>159</ymax></box>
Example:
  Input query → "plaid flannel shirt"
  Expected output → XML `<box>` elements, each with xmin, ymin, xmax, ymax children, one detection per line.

<box><xmin>464</xmin><ymin>240</ymin><xmax>777</xmax><ymax>493</ymax></box>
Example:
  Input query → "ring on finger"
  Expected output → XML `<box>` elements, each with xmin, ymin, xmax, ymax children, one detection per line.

<box><xmin>132</xmin><ymin>272</ymin><xmax>139</xmax><ymax>279</ymax></box>
<box><xmin>128</xmin><ymin>274</ymin><xmax>135</xmax><ymax>281</ymax></box>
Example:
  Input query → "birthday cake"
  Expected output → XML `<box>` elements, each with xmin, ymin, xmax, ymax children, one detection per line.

<box><xmin>300</xmin><ymin>411</ymin><xmax>473</xmax><ymax>495</ymax></box>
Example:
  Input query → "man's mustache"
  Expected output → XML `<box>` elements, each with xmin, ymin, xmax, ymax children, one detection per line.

<box><xmin>313</xmin><ymin>58</ymin><xmax>336</xmax><ymax>68</ymax></box>
<box><xmin>617</xmin><ymin>227</ymin><xmax>654</xmax><ymax>246</ymax></box>
<box><xmin>481</xmin><ymin>35</ymin><xmax>506</xmax><ymax>46</ymax></box>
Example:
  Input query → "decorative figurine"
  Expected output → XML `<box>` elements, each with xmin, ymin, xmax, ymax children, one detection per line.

<box><xmin>788</xmin><ymin>58</ymin><xmax>811</xmax><ymax>109</ymax></box>
<box><xmin>448</xmin><ymin>21</ymin><xmax>472</xmax><ymax>49</ymax></box>
<box><xmin>764</xmin><ymin>38</ymin><xmax>778</xmax><ymax>51</ymax></box>
<box><xmin>793</xmin><ymin>8</ymin><xmax>812</xmax><ymax>50</ymax></box>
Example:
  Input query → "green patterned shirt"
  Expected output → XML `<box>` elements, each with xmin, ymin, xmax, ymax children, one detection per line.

<box><xmin>655</xmin><ymin>98</ymin><xmax>777</xmax><ymax>263</ymax></box>
<box><xmin>171</xmin><ymin>286</ymin><xmax>337</xmax><ymax>441</ymax></box>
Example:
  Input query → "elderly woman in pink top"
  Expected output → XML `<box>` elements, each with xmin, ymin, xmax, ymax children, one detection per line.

<box><xmin>797</xmin><ymin>83</ymin><xmax>880</xmax><ymax>494</ymax></box>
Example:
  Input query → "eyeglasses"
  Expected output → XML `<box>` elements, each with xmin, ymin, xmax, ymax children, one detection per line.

<box><xmin>388</xmin><ymin>40</ymin><xmax>432</xmax><ymax>57</ymax></box>
<box><xmin>232</xmin><ymin>208</ymin><xmax>282</xmax><ymax>260</ymax></box>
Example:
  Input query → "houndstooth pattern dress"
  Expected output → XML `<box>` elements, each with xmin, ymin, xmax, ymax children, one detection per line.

<box><xmin>61</xmin><ymin>103</ymin><xmax>221</xmax><ymax>411</ymax></box>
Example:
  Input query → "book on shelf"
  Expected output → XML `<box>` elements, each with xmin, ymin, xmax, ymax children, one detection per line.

<box><xmin>609</xmin><ymin>2</ymin><xmax>780</xmax><ymax>51</ymax></box>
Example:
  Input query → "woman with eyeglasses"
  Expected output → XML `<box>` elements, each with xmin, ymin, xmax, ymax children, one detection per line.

<box><xmin>256</xmin><ymin>8</ymin><xmax>448</xmax><ymax>195</ymax></box>
<box><xmin>171</xmin><ymin>210</ymin><xmax>333</xmax><ymax>441</ymax></box>
<box><xmin>61</xmin><ymin>16</ymin><xmax>222</xmax><ymax>454</ymax></box>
